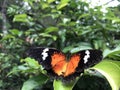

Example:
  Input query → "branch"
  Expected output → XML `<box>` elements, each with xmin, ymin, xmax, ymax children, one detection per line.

<box><xmin>1</xmin><ymin>0</ymin><xmax>8</xmax><ymax>35</ymax></box>
<box><xmin>103</xmin><ymin>0</ymin><xmax>115</xmax><ymax>6</ymax></box>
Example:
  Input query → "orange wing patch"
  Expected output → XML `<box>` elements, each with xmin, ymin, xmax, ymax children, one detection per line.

<box><xmin>51</xmin><ymin>53</ymin><xmax>80</xmax><ymax>77</ymax></box>
<box><xmin>51</xmin><ymin>52</ymin><xmax>67</xmax><ymax>76</ymax></box>
<box><xmin>64</xmin><ymin>54</ymin><xmax>80</xmax><ymax>77</ymax></box>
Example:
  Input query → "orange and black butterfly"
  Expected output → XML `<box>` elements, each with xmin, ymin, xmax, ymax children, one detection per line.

<box><xmin>27</xmin><ymin>47</ymin><xmax>103</xmax><ymax>81</ymax></box>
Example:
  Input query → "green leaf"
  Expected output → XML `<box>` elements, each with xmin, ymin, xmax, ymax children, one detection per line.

<box><xmin>9</xmin><ymin>29</ymin><xmax>23</xmax><ymax>36</ymax></box>
<box><xmin>57</xmin><ymin>0</ymin><xmax>70</xmax><ymax>10</ymax></box>
<box><xmin>2</xmin><ymin>34</ymin><xmax>15</xmax><ymax>40</ymax></box>
<box><xmin>45</xmin><ymin>26</ymin><xmax>58</xmax><ymax>33</ymax></box>
<box><xmin>70</xmin><ymin>43</ymin><xmax>92</xmax><ymax>53</ymax></box>
<box><xmin>93</xmin><ymin>60</ymin><xmax>120</xmax><ymax>90</ymax></box>
<box><xmin>103</xmin><ymin>46</ymin><xmax>120</xmax><ymax>58</ymax></box>
<box><xmin>13</xmin><ymin>14</ymin><xmax>28</xmax><ymax>22</ymax></box>
<box><xmin>10</xmin><ymin>29</ymin><xmax>19</xmax><ymax>35</ymax></box>
<box><xmin>47</xmin><ymin>0</ymin><xmax>55</xmax><ymax>3</ymax></box>
<box><xmin>53</xmin><ymin>77</ymin><xmax>80</xmax><ymax>90</ymax></box>
<box><xmin>78</xmin><ymin>13</ymin><xmax>89</xmax><ymax>19</ymax></box>
<box><xmin>39</xmin><ymin>33</ymin><xmax>57</xmax><ymax>40</ymax></box>
<box><xmin>41</xmin><ymin>2</ymin><xmax>49</xmax><ymax>9</ymax></box>
<box><xmin>105</xmin><ymin>16</ymin><xmax>120</xmax><ymax>23</ymax></box>
<box><xmin>62</xmin><ymin>46</ymin><xmax>74</xmax><ymax>53</ymax></box>
<box><xmin>53</xmin><ymin>80</ymin><xmax>74</xmax><ymax>90</ymax></box>
<box><xmin>21</xmin><ymin>58</ymin><xmax>40</xmax><ymax>69</ymax></box>
<box><xmin>22</xmin><ymin>74</ymin><xmax>48</xmax><ymax>90</ymax></box>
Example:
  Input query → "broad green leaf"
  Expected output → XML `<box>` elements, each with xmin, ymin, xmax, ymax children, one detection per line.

<box><xmin>21</xmin><ymin>58</ymin><xmax>40</xmax><ymax>69</ymax></box>
<box><xmin>63</xmin><ymin>46</ymin><xmax>74</xmax><ymax>53</ymax></box>
<box><xmin>10</xmin><ymin>29</ymin><xmax>19</xmax><ymax>35</ymax></box>
<box><xmin>47</xmin><ymin>0</ymin><xmax>55</xmax><ymax>3</ymax></box>
<box><xmin>53</xmin><ymin>77</ymin><xmax>80</xmax><ymax>90</ymax></box>
<box><xmin>53</xmin><ymin>80</ymin><xmax>73</xmax><ymax>90</ymax></box>
<box><xmin>2</xmin><ymin>34</ymin><xmax>15</xmax><ymax>40</ymax></box>
<box><xmin>93</xmin><ymin>60</ymin><xmax>120</xmax><ymax>90</ymax></box>
<box><xmin>68</xmin><ymin>22</ymin><xmax>76</xmax><ymax>26</ymax></box>
<box><xmin>41</xmin><ymin>2</ymin><xmax>49</xmax><ymax>9</ymax></box>
<box><xmin>52</xmin><ymin>36</ymin><xmax>57</xmax><ymax>41</ymax></box>
<box><xmin>57</xmin><ymin>0</ymin><xmax>70</xmax><ymax>10</ymax></box>
<box><xmin>103</xmin><ymin>46</ymin><xmax>120</xmax><ymax>58</ymax></box>
<box><xmin>9</xmin><ymin>29</ymin><xmax>23</xmax><ymax>36</ymax></box>
<box><xmin>92</xmin><ymin>39</ymin><xmax>105</xmax><ymax>49</ymax></box>
<box><xmin>45</xmin><ymin>26</ymin><xmax>58</xmax><ymax>33</ymax></box>
<box><xmin>39</xmin><ymin>33</ymin><xmax>57</xmax><ymax>40</ymax></box>
<box><xmin>63</xmin><ymin>42</ymin><xmax>92</xmax><ymax>53</ymax></box>
<box><xmin>22</xmin><ymin>74</ymin><xmax>48</xmax><ymax>90</ymax></box>
<box><xmin>70</xmin><ymin>47</ymin><xmax>90</xmax><ymax>53</ymax></box>
<box><xmin>70</xmin><ymin>43</ymin><xmax>92</xmax><ymax>53</ymax></box>
<box><xmin>105</xmin><ymin>16</ymin><xmax>120</xmax><ymax>23</ymax></box>
<box><xmin>13</xmin><ymin>14</ymin><xmax>31</xmax><ymax>22</ymax></box>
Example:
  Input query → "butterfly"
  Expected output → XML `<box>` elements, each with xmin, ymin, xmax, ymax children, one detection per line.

<box><xmin>26</xmin><ymin>47</ymin><xmax>103</xmax><ymax>81</ymax></box>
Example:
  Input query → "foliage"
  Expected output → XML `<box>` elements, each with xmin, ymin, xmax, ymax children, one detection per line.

<box><xmin>93</xmin><ymin>60</ymin><xmax>120</xmax><ymax>90</ymax></box>
<box><xmin>0</xmin><ymin>0</ymin><xmax>120</xmax><ymax>90</ymax></box>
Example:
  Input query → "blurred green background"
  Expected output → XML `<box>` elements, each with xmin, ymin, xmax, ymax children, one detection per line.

<box><xmin>0</xmin><ymin>0</ymin><xmax>120</xmax><ymax>90</ymax></box>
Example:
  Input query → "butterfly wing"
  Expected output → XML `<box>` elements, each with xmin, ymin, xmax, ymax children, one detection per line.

<box><xmin>63</xmin><ymin>50</ymin><xmax>103</xmax><ymax>81</ymax></box>
<box><xmin>26</xmin><ymin>47</ymin><xmax>65</xmax><ymax>70</ymax></box>
<box><xmin>75</xmin><ymin>50</ymin><xmax>103</xmax><ymax>72</ymax></box>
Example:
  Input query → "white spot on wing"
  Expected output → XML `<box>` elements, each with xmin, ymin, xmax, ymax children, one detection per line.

<box><xmin>41</xmin><ymin>48</ymin><xmax>49</xmax><ymax>60</ymax></box>
<box><xmin>83</xmin><ymin>50</ymin><xmax>90</xmax><ymax>64</ymax></box>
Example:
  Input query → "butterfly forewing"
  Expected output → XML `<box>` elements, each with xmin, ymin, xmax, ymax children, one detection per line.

<box><xmin>75</xmin><ymin>50</ymin><xmax>103</xmax><ymax>72</ymax></box>
<box><xmin>27</xmin><ymin>47</ymin><xmax>64</xmax><ymax>70</ymax></box>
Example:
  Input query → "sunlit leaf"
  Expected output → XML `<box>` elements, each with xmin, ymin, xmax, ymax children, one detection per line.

<box><xmin>62</xmin><ymin>46</ymin><xmax>74</xmax><ymax>53</ymax></box>
<box><xmin>93</xmin><ymin>60</ymin><xmax>120</xmax><ymax>90</ymax></box>
<box><xmin>57</xmin><ymin>0</ymin><xmax>70</xmax><ymax>10</ymax></box>
<box><xmin>21</xmin><ymin>58</ymin><xmax>40</xmax><ymax>69</ymax></box>
<box><xmin>53</xmin><ymin>80</ymin><xmax>73</xmax><ymax>90</ymax></box>
<box><xmin>2</xmin><ymin>34</ymin><xmax>15</xmax><ymax>40</ymax></box>
<box><xmin>13</xmin><ymin>14</ymin><xmax>28</xmax><ymax>22</ymax></box>
<box><xmin>103</xmin><ymin>46</ymin><xmax>120</xmax><ymax>58</ymax></box>
<box><xmin>45</xmin><ymin>26</ymin><xmax>58</xmax><ymax>33</ymax></box>
<box><xmin>9</xmin><ymin>29</ymin><xmax>23</xmax><ymax>36</ymax></box>
<box><xmin>47</xmin><ymin>0</ymin><xmax>55</xmax><ymax>3</ymax></box>
<box><xmin>79</xmin><ymin>13</ymin><xmax>89</xmax><ymax>19</ymax></box>
<box><xmin>41</xmin><ymin>2</ymin><xmax>49</xmax><ymax>9</ymax></box>
<box><xmin>39</xmin><ymin>33</ymin><xmax>57</xmax><ymax>40</ymax></box>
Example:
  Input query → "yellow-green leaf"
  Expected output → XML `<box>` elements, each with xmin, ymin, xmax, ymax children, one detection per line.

<box><xmin>21</xmin><ymin>58</ymin><xmax>40</xmax><ymax>69</ymax></box>
<box><xmin>13</xmin><ymin>14</ymin><xmax>28</xmax><ymax>22</ymax></box>
<box><xmin>57</xmin><ymin>0</ymin><xmax>70</xmax><ymax>10</ymax></box>
<box><xmin>45</xmin><ymin>26</ymin><xmax>58</xmax><ymax>33</ymax></box>
<box><xmin>47</xmin><ymin>0</ymin><xmax>55</xmax><ymax>3</ymax></box>
<box><xmin>93</xmin><ymin>60</ymin><xmax>120</xmax><ymax>90</ymax></box>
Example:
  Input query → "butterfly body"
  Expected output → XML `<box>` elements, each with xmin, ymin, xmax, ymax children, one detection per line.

<box><xmin>27</xmin><ymin>47</ymin><xmax>103</xmax><ymax>81</ymax></box>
